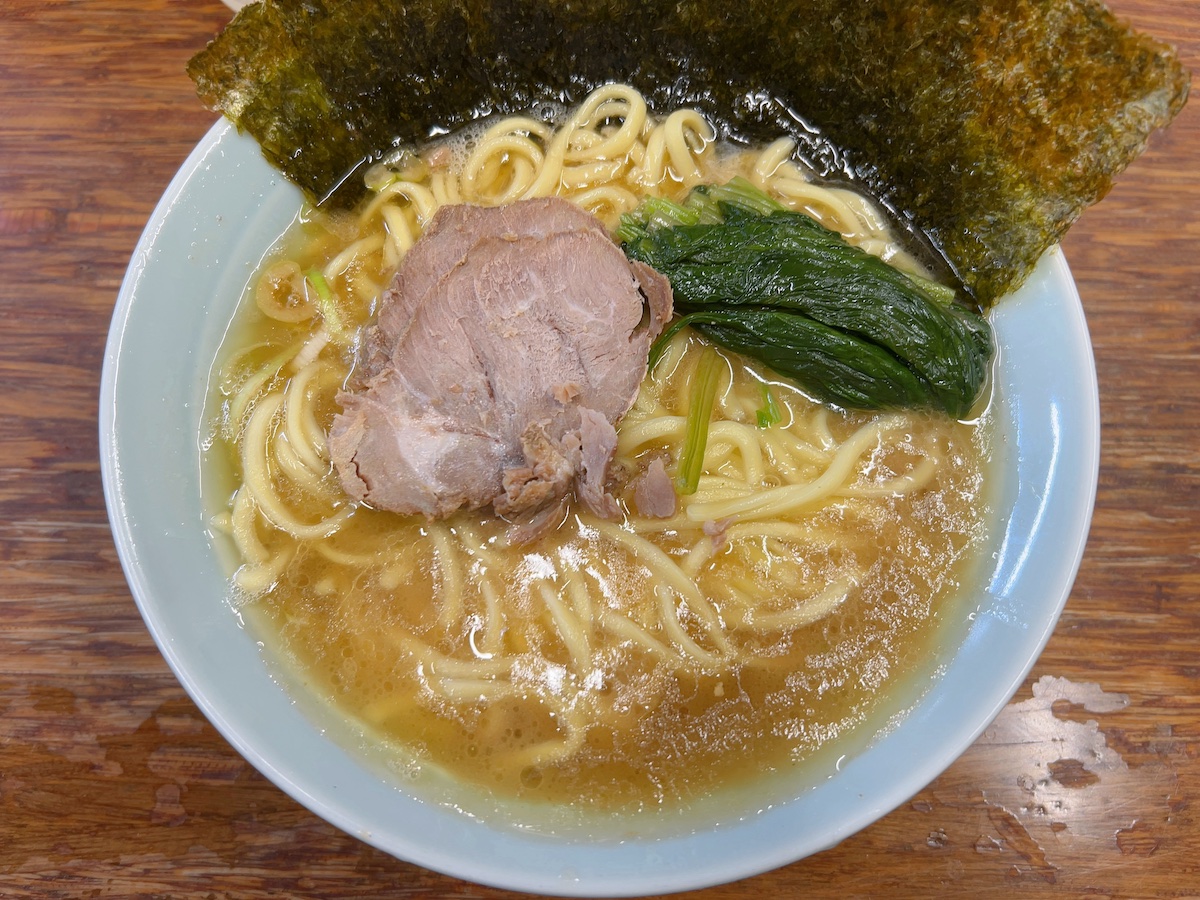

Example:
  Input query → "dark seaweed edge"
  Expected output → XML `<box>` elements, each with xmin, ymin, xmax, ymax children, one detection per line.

<box><xmin>187</xmin><ymin>0</ymin><xmax>1190</xmax><ymax>306</ymax></box>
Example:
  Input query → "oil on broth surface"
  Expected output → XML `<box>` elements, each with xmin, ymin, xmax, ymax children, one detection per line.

<box><xmin>214</xmin><ymin>299</ymin><xmax>993</xmax><ymax>812</ymax></box>
<box><xmin>205</xmin><ymin>109</ymin><xmax>995</xmax><ymax>820</ymax></box>
<box><xmin>233</xmin><ymin>385</ymin><xmax>991</xmax><ymax>813</ymax></box>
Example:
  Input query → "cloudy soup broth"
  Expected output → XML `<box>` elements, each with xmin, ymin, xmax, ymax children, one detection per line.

<box><xmin>204</xmin><ymin>86</ymin><xmax>998</xmax><ymax>823</ymax></box>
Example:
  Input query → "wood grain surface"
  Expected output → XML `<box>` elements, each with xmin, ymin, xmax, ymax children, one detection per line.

<box><xmin>1</xmin><ymin>1</ymin><xmax>1197</xmax><ymax>897</ymax></box>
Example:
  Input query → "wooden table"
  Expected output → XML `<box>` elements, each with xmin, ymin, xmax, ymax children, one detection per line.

<box><xmin>2</xmin><ymin>1</ymin><xmax>1197</xmax><ymax>896</ymax></box>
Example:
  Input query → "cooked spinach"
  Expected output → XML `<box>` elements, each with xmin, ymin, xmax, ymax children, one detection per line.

<box><xmin>622</xmin><ymin>182</ymin><xmax>993</xmax><ymax>417</ymax></box>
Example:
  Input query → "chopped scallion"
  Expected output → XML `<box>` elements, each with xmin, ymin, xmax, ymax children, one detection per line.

<box><xmin>676</xmin><ymin>346</ymin><xmax>722</xmax><ymax>495</ymax></box>
<box><xmin>756</xmin><ymin>382</ymin><xmax>782</xmax><ymax>428</ymax></box>
<box><xmin>304</xmin><ymin>268</ymin><xmax>350</xmax><ymax>342</ymax></box>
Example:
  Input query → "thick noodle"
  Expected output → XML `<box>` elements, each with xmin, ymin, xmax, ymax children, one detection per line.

<box><xmin>206</xmin><ymin>85</ymin><xmax>989</xmax><ymax>808</ymax></box>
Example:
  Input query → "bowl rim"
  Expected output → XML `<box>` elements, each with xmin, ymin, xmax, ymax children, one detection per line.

<box><xmin>99</xmin><ymin>118</ymin><xmax>1099</xmax><ymax>897</ymax></box>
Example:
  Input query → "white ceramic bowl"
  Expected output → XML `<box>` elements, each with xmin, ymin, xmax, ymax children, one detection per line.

<box><xmin>100</xmin><ymin>119</ymin><xmax>1098</xmax><ymax>896</ymax></box>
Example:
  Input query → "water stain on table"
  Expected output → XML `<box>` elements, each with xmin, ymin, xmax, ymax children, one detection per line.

<box><xmin>908</xmin><ymin>675</ymin><xmax>1184</xmax><ymax>887</ymax></box>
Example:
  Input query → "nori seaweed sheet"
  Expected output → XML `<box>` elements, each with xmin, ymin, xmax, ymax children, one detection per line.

<box><xmin>187</xmin><ymin>0</ymin><xmax>1189</xmax><ymax>305</ymax></box>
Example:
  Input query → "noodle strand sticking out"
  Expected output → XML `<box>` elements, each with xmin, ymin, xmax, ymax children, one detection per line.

<box><xmin>205</xmin><ymin>84</ymin><xmax>991</xmax><ymax>812</ymax></box>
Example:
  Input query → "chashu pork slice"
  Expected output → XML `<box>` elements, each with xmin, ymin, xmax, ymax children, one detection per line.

<box><xmin>328</xmin><ymin>197</ymin><xmax>673</xmax><ymax>534</ymax></box>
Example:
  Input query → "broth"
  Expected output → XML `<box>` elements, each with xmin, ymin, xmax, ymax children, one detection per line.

<box><xmin>205</xmin><ymin>84</ymin><xmax>994</xmax><ymax>819</ymax></box>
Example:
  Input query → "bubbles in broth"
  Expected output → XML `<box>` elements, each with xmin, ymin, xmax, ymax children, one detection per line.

<box><xmin>205</xmin><ymin>84</ymin><xmax>994</xmax><ymax>823</ymax></box>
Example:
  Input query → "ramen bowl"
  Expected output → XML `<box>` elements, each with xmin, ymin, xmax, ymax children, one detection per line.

<box><xmin>99</xmin><ymin>120</ymin><xmax>1098</xmax><ymax>896</ymax></box>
